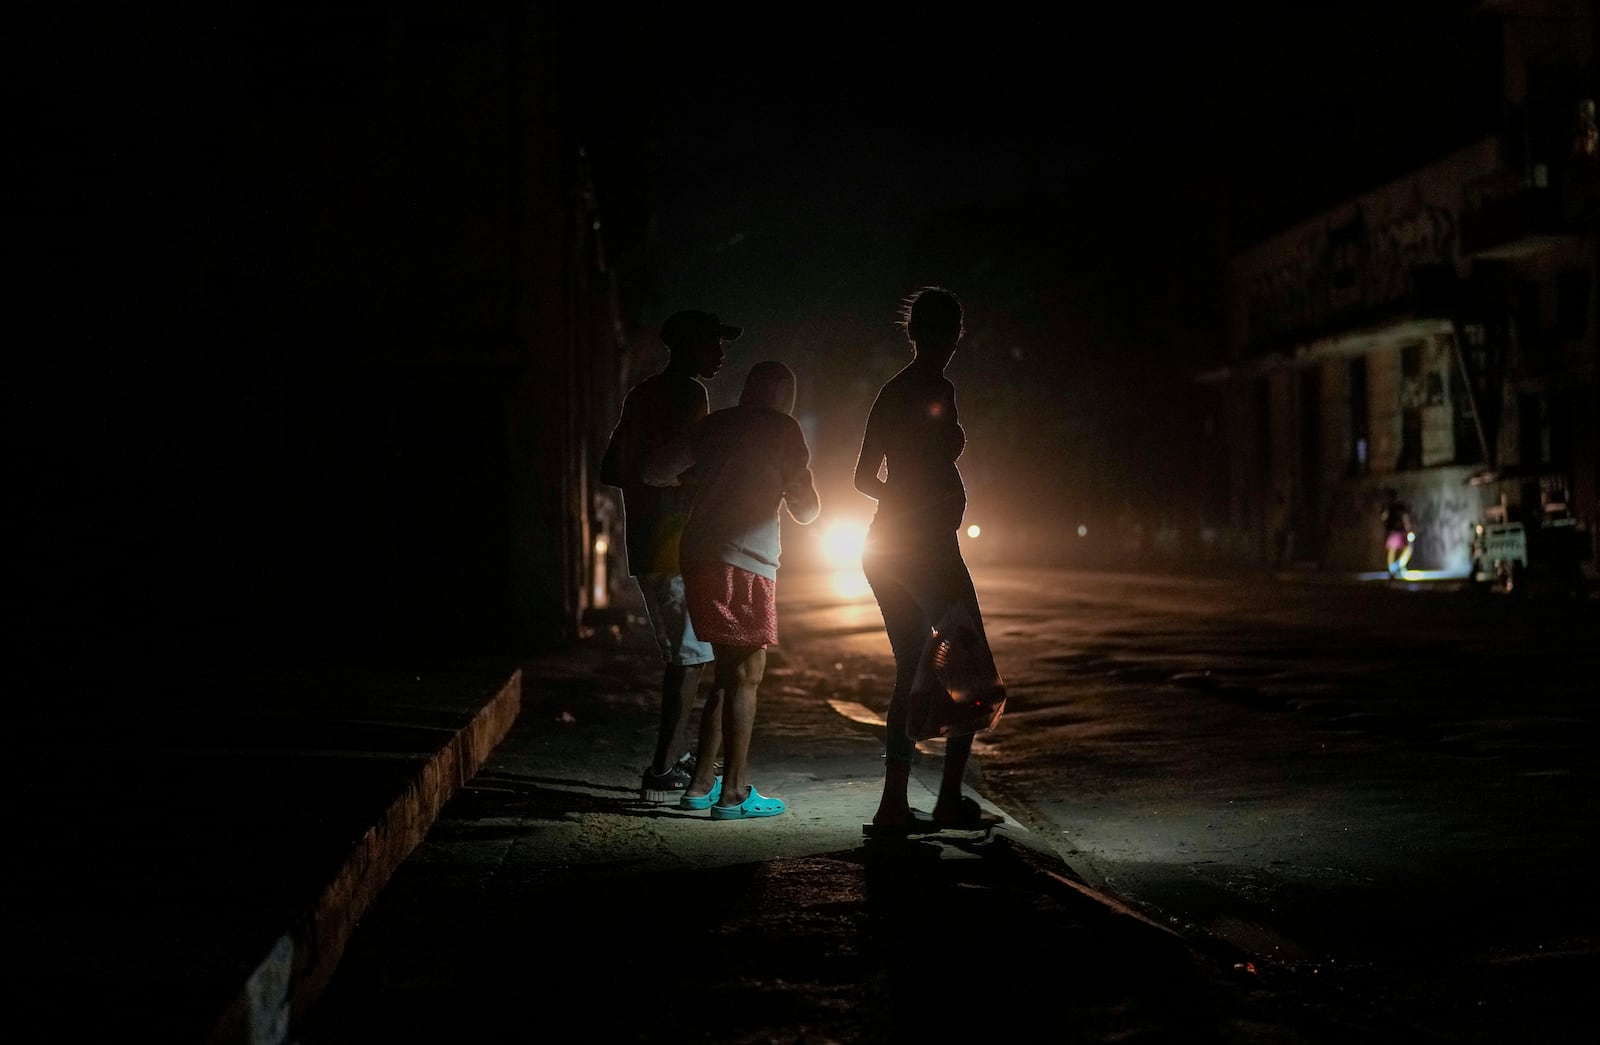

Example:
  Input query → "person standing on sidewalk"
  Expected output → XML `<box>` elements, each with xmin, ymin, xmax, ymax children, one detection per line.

<box><xmin>601</xmin><ymin>309</ymin><xmax>740</xmax><ymax>804</ymax></box>
<box><xmin>643</xmin><ymin>360</ymin><xmax>820</xmax><ymax>820</ymax></box>
<box><xmin>1381</xmin><ymin>488</ymin><xmax>1415</xmax><ymax>578</ymax></box>
<box><xmin>853</xmin><ymin>286</ymin><xmax>1003</xmax><ymax>837</ymax></box>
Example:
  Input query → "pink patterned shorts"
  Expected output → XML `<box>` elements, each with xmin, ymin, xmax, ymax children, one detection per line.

<box><xmin>682</xmin><ymin>562</ymin><xmax>777</xmax><ymax>648</ymax></box>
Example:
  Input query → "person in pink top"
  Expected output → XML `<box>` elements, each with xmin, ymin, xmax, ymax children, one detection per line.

<box><xmin>601</xmin><ymin>310</ymin><xmax>738</xmax><ymax>804</ymax></box>
<box><xmin>644</xmin><ymin>360</ymin><xmax>821</xmax><ymax>820</ymax></box>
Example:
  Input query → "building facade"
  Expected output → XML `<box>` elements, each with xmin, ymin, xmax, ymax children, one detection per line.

<box><xmin>1204</xmin><ymin>1</ymin><xmax>1596</xmax><ymax>588</ymax></box>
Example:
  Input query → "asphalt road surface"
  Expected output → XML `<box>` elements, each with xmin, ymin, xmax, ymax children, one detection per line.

<box><xmin>776</xmin><ymin>565</ymin><xmax>1598</xmax><ymax>1039</ymax></box>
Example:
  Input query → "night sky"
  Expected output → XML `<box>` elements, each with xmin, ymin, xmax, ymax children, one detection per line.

<box><xmin>624</xmin><ymin>3</ymin><xmax>1492</xmax><ymax>291</ymax></box>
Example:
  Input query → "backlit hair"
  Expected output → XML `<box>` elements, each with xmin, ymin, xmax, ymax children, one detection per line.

<box><xmin>897</xmin><ymin>286</ymin><xmax>964</xmax><ymax>339</ymax></box>
<box><xmin>739</xmin><ymin>360</ymin><xmax>797</xmax><ymax>414</ymax></box>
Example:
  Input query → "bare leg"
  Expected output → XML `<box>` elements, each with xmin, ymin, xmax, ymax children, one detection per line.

<box><xmin>873</xmin><ymin>761</ymin><xmax>913</xmax><ymax>828</ymax></box>
<box><xmin>712</xmin><ymin>645</ymin><xmax>765</xmax><ymax>808</ymax></box>
<box><xmin>865</xmin><ymin>533</ymin><xmax>984</xmax><ymax>830</ymax></box>
<box><xmin>932</xmin><ymin>733</ymin><xmax>974</xmax><ymax>820</ymax></box>
<box><xmin>870</xmin><ymin>654</ymin><xmax>920</xmax><ymax>828</ymax></box>
<box><xmin>651</xmin><ymin>663</ymin><xmax>702</xmax><ymax>775</ymax></box>
<box><xmin>684</xmin><ymin>685</ymin><xmax>724</xmax><ymax>798</ymax></box>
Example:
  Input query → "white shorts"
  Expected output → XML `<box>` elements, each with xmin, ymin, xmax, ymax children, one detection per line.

<box><xmin>636</xmin><ymin>573</ymin><xmax>715</xmax><ymax>667</ymax></box>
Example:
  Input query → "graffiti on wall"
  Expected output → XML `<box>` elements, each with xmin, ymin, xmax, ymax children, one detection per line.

<box><xmin>1415</xmin><ymin>484</ymin><xmax>1481</xmax><ymax>575</ymax></box>
<box><xmin>1246</xmin><ymin>205</ymin><xmax>1456</xmax><ymax>345</ymax></box>
<box><xmin>1320</xmin><ymin>468</ymin><xmax>1487</xmax><ymax>576</ymax></box>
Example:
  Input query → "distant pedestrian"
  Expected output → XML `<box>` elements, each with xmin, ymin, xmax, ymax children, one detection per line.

<box><xmin>1381</xmin><ymin>488</ymin><xmax>1415</xmax><ymax>578</ymax></box>
<box><xmin>644</xmin><ymin>360</ymin><xmax>820</xmax><ymax>819</ymax></box>
<box><xmin>601</xmin><ymin>309</ymin><xmax>740</xmax><ymax>804</ymax></box>
<box><xmin>853</xmin><ymin>286</ymin><xmax>1005</xmax><ymax>837</ymax></box>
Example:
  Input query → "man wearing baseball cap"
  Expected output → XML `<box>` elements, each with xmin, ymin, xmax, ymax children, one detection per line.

<box><xmin>601</xmin><ymin>309</ymin><xmax>742</xmax><ymax>803</ymax></box>
<box><xmin>658</xmin><ymin>309</ymin><xmax>743</xmax><ymax>349</ymax></box>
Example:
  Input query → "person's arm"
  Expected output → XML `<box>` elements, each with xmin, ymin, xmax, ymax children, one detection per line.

<box><xmin>599</xmin><ymin>408</ymin><xmax>630</xmax><ymax>488</ymax></box>
<box><xmin>641</xmin><ymin>433</ymin><xmax>694</xmax><ymax>487</ymax></box>
<box><xmin>783</xmin><ymin>466</ymin><xmax>821</xmax><ymax>525</ymax></box>
<box><xmin>852</xmin><ymin>399</ymin><xmax>887</xmax><ymax>502</ymax></box>
<box><xmin>772</xmin><ymin>418</ymin><xmax>820</xmax><ymax>523</ymax></box>
<box><xmin>783</xmin><ymin>431</ymin><xmax>821</xmax><ymax>527</ymax></box>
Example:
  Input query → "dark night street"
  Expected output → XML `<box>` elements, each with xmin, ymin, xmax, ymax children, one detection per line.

<box><xmin>297</xmin><ymin>564</ymin><xmax>1598</xmax><ymax>1045</ymax></box>
<box><xmin>780</xmin><ymin>566</ymin><xmax>1600</xmax><ymax>1006</ymax></box>
<box><xmin>8</xmin><ymin>5</ymin><xmax>1595</xmax><ymax>1043</ymax></box>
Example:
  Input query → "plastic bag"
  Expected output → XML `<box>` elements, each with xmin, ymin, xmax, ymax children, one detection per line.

<box><xmin>905</xmin><ymin>603</ymin><xmax>1007</xmax><ymax>741</ymax></box>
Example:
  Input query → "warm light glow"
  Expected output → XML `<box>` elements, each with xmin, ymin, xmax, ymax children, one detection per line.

<box><xmin>591</xmin><ymin>534</ymin><xmax>610</xmax><ymax>607</ymax></box>
<box><xmin>816</xmin><ymin>520</ymin><xmax>871</xmax><ymax>599</ymax></box>
<box><xmin>1077</xmin><ymin>524</ymin><xmax>1088</xmax><ymax>537</ymax></box>
<box><xmin>966</xmin><ymin>524</ymin><xmax>981</xmax><ymax>538</ymax></box>
<box><xmin>831</xmin><ymin>569</ymin><xmax>872</xmax><ymax>600</ymax></box>
<box><xmin>821</xmin><ymin>521</ymin><xmax>867</xmax><ymax>569</ymax></box>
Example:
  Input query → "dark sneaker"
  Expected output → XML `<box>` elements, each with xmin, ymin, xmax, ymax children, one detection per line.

<box><xmin>676</xmin><ymin>752</ymin><xmax>725</xmax><ymax>779</ymax></box>
<box><xmin>640</xmin><ymin>765</ymin><xmax>692</xmax><ymax>804</ymax></box>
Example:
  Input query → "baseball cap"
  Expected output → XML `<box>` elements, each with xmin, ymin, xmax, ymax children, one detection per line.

<box><xmin>659</xmin><ymin>310</ymin><xmax>743</xmax><ymax>348</ymax></box>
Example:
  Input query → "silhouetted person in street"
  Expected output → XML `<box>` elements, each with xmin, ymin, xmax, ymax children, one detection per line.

<box><xmin>853</xmin><ymin>287</ymin><xmax>1003</xmax><ymax>836</ymax></box>
<box><xmin>644</xmin><ymin>361</ymin><xmax>820</xmax><ymax>819</ymax></box>
<box><xmin>601</xmin><ymin>309</ymin><xmax>739</xmax><ymax>803</ymax></box>
<box><xmin>1381</xmin><ymin>488</ymin><xmax>1415</xmax><ymax>578</ymax></box>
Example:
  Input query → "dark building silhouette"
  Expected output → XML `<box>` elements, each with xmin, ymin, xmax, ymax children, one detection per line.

<box><xmin>9</xmin><ymin>6</ymin><xmax>651</xmax><ymax>680</ymax></box>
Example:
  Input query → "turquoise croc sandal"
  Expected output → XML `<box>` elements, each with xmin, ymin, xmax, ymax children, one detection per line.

<box><xmin>678</xmin><ymin>775</ymin><xmax>723</xmax><ymax>811</ymax></box>
<box><xmin>710</xmin><ymin>786</ymin><xmax>786</xmax><ymax>821</ymax></box>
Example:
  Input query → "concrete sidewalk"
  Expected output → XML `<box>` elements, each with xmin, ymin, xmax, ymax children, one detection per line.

<box><xmin>18</xmin><ymin>619</ymin><xmax>1376</xmax><ymax>1044</ymax></box>
<box><xmin>17</xmin><ymin>657</ymin><xmax>525</xmax><ymax>1045</ymax></box>
<box><xmin>294</xmin><ymin>622</ymin><xmax>1373</xmax><ymax>1043</ymax></box>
